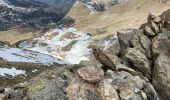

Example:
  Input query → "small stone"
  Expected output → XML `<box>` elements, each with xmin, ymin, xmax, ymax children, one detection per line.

<box><xmin>77</xmin><ymin>66</ymin><xmax>104</xmax><ymax>83</ymax></box>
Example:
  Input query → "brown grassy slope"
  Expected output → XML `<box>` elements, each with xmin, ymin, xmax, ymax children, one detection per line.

<box><xmin>66</xmin><ymin>0</ymin><xmax>170</xmax><ymax>40</ymax></box>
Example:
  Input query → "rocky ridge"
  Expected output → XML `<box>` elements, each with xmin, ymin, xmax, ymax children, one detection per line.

<box><xmin>0</xmin><ymin>11</ymin><xmax>170</xmax><ymax>100</ymax></box>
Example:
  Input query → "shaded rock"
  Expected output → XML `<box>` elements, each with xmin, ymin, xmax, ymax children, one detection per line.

<box><xmin>0</xmin><ymin>41</ymin><xmax>10</xmax><ymax>47</ymax></box>
<box><xmin>117</xmin><ymin>29</ymin><xmax>136</xmax><ymax>55</ymax></box>
<box><xmin>144</xmin><ymin>25</ymin><xmax>156</xmax><ymax>36</ymax></box>
<box><xmin>95</xmin><ymin>79</ymin><xmax>120</xmax><ymax>100</ymax></box>
<box><xmin>77</xmin><ymin>66</ymin><xmax>104</xmax><ymax>83</ymax></box>
<box><xmin>125</xmin><ymin>48</ymin><xmax>151</xmax><ymax>79</ymax></box>
<box><xmin>160</xmin><ymin>9</ymin><xmax>170</xmax><ymax>31</ymax></box>
<box><xmin>143</xmin><ymin>82</ymin><xmax>159</xmax><ymax>100</ymax></box>
<box><xmin>66</xmin><ymin>77</ymin><xmax>101</xmax><ymax>100</ymax></box>
<box><xmin>152</xmin><ymin>33</ymin><xmax>170</xmax><ymax>60</ymax></box>
<box><xmin>92</xmin><ymin>48</ymin><xmax>116</xmax><ymax>71</ymax></box>
<box><xmin>152</xmin><ymin>55</ymin><xmax>170</xmax><ymax>100</ymax></box>
<box><xmin>0</xmin><ymin>93</ymin><xmax>7</xmax><ymax>100</ymax></box>
<box><xmin>0</xmin><ymin>88</ymin><xmax>5</xmax><ymax>93</ymax></box>
<box><xmin>7</xmin><ymin>89</ymin><xmax>26</xmax><ymax>100</ymax></box>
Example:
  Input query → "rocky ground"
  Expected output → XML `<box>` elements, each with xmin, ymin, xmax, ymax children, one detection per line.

<box><xmin>0</xmin><ymin>10</ymin><xmax>170</xmax><ymax>100</ymax></box>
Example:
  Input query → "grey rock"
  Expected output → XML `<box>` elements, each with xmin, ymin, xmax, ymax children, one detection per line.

<box><xmin>125</xmin><ymin>48</ymin><xmax>151</xmax><ymax>79</ymax></box>
<box><xmin>150</xmin><ymin>21</ymin><xmax>160</xmax><ymax>34</ymax></box>
<box><xmin>152</xmin><ymin>33</ymin><xmax>170</xmax><ymax>60</ymax></box>
<box><xmin>152</xmin><ymin>55</ymin><xmax>170</xmax><ymax>100</ymax></box>
<box><xmin>144</xmin><ymin>25</ymin><xmax>156</xmax><ymax>36</ymax></box>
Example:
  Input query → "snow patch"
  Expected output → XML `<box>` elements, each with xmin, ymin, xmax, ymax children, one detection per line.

<box><xmin>0</xmin><ymin>67</ymin><xmax>25</xmax><ymax>77</ymax></box>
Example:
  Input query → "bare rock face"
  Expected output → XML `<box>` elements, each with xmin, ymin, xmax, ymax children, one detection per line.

<box><xmin>125</xmin><ymin>48</ymin><xmax>151</xmax><ymax>79</ymax></box>
<box><xmin>152</xmin><ymin>55</ymin><xmax>170</xmax><ymax>100</ymax></box>
<box><xmin>66</xmin><ymin>77</ymin><xmax>102</xmax><ymax>100</ymax></box>
<box><xmin>77</xmin><ymin>66</ymin><xmax>104</xmax><ymax>83</ymax></box>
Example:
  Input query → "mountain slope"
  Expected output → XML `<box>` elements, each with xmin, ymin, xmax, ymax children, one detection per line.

<box><xmin>65</xmin><ymin>0</ymin><xmax>170</xmax><ymax>40</ymax></box>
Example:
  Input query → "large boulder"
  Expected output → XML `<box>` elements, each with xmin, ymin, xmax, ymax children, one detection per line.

<box><xmin>125</xmin><ymin>48</ymin><xmax>151</xmax><ymax>79</ymax></box>
<box><xmin>27</xmin><ymin>66</ymin><xmax>74</xmax><ymax>100</ymax></box>
<box><xmin>152</xmin><ymin>55</ymin><xmax>170</xmax><ymax>100</ymax></box>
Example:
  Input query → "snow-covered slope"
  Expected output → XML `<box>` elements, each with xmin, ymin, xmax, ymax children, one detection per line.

<box><xmin>0</xmin><ymin>46</ymin><xmax>68</xmax><ymax>65</ymax></box>
<box><xmin>17</xmin><ymin>27</ymin><xmax>92</xmax><ymax>64</ymax></box>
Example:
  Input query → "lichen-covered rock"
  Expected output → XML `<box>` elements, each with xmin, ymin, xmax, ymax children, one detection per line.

<box><xmin>66</xmin><ymin>77</ymin><xmax>101</xmax><ymax>100</ymax></box>
<box><xmin>152</xmin><ymin>55</ymin><xmax>170</xmax><ymax>100</ymax></box>
<box><xmin>77</xmin><ymin>66</ymin><xmax>104</xmax><ymax>83</ymax></box>
<box><xmin>93</xmin><ymin>48</ymin><xmax>116</xmax><ymax>71</ymax></box>
<box><xmin>95</xmin><ymin>79</ymin><xmax>120</xmax><ymax>100</ymax></box>
<box><xmin>27</xmin><ymin>66</ymin><xmax>74</xmax><ymax>100</ymax></box>
<box><xmin>125</xmin><ymin>48</ymin><xmax>151</xmax><ymax>79</ymax></box>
